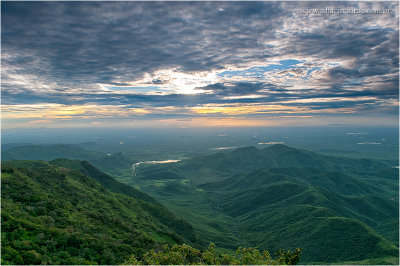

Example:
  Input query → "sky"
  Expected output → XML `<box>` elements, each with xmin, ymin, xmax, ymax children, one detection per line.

<box><xmin>1</xmin><ymin>1</ymin><xmax>399</xmax><ymax>129</ymax></box>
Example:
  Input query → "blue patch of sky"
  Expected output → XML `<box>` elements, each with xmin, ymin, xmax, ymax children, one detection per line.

<box><xmin>217</xmin><ymin>59</ymin><xmax>303</xmax><ymax>78</ymax></box>
<box><xmin>300</xmin><ymin>66</ymin><xmax>322</xmax><ymax>80</ymax></box>
<box><xmin>307</xmin><ymin>67</ymin><xmax>321</xmax><ymax>75</ymax></box>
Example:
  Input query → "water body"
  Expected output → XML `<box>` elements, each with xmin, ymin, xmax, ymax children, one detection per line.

<box><xmin>258</xmin><ymin>142</ymin><xmax>285</xmax><ymax>145</ymax></box>
<box><xmin>132</xmin><ymin>160</ymin><xmax>181</xmax><ymax>176</ymax></box>
<box><xmin>210</xmin><ymin>146</ymin><xmax>237</xmax><ymax>150</ymax></box>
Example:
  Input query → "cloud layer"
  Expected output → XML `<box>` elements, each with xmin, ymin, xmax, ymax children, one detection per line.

<box><xmin>2</xmin><ymin>1</ymin><xmax>399</xmax><ymax>128</ymax></box>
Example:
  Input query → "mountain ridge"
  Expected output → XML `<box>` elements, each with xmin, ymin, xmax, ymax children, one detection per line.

<box><xmin>130</xmin><ymin>144</ymin><xmax>398</xmax><ymax>263</ymax></box>
<box><xmin>1</xmin><ymin>160</ymin><xmax>199</xmax><ymax>264</ymax></box>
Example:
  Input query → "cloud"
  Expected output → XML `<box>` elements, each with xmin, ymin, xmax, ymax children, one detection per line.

<box><xmin>2</xmin><ymin>2</ymin><xmax>284</xmax><ymax>86</ymax></box>
<box><xmin>1</xmin><ymin>1</ymin><xmax>398</xmax><ymax>128</ymax></box>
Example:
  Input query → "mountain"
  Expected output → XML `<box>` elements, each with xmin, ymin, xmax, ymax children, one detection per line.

<box><xmin>50</xmin><ymin>158</ymin><xmax>158</xmax><ymax>205</ymax></box>
<box><xmin>199</xmin><ymin>167</ymin><xmax>384</xmax><ymax>196</ymax></box>
<box><xmin>89</xmin><ymin>152</ymin><xmax>135</xmax><ymax>179</ymax></box>
<box><xmin>197</xmin><ymin>144</ymin><xmax>388</xmax><ymax>174</ymax></box>
<box><xmin>1</xmin><ymin>144</ymin><xmax>134</xmax><ymax>181</ymax></box>
<box><xmin>136</xmin><ymin>144</ymin><xmax>398</xmax><ymax>196</ymax></box>
<box><xmin>1</xmin><ymin>144</ymin><xmax>103</xmax><ymax>161</ymax></box>
<box><xmin>199</xmin><ymin>168</ymin><xmax>398</xmax><ymax>262</ymax></box>
<box><xmin>2</xmin><ymin>144</ymin><xmax>398</xmax><ymax>264</ymax></box>
<box><xmin>1</xmin><ymin>161</ymin><xmax>198</xmax><ymax>265</ymax></box>
<box><xmin>130</xmin><ymin>144</ymin><xmax>399</xmax><ymax>264</ymax></box>
<box><xmin>135</xmin><ymin>144</ymin><xmax>395</xmax><ymax>186</ymax></box>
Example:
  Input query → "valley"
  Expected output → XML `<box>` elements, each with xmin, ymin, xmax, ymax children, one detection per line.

<box><xmin>129</xmin><ymin>145</ymin><xmax>398</xmax><ymax>263</ymax></box>
<box><xmin>2</xmin><ymin>136</ymin><xmax>398</xmax><ymax>264</ymax></box>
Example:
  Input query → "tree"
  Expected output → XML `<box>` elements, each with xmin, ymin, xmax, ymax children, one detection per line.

<box><xmin>123</xmin><ymin>243</ymin><xmax>302</xmax><ymax>265</ymax></box>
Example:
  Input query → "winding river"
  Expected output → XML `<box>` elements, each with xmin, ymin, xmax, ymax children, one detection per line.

<box><xmin>132</xmin><ymin>160</ymin><xmax>181</xmax><ymax>176</ymax></box>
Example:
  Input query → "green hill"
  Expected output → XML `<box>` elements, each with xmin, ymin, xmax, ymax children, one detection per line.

<box><xmin>1</xmin><ymin>144</ymin><xmax>103</xmax><ymax>161</ymax></box>
<box><xmin>199</xmin><ymin>167</ymin><xmax>383</xmax><ymax>196</ymax></box>
<box><xmin>2</xmin><ymin>144</ymin><xmax>398</xmax><ymax>264</ymax></box>
<box><xmin>130</xmin><ymin>145</ymin><xmax>398</xmax><ymax>264</ymax></box>
<box><xmin>195</xmin><ymin>166</ymin><xmax>398</xmax><ymax>263</ymax></box>
<box><xmin>1</xmin><ymin>144</ymin><xmax>136</xmax><ymax>181</ymax></box>
<box><xmin>50</xmin><ymin>158</ymin><xmax>158</xmax><ymax>205</ymax></box>
<box><xmin>1</xmin><ymin>161</ymin><xmax>198</xmax><ymax>265</ymax></box>
<box><xmin>135</xmin><ymin>144</ymin><xmax>395</xmax><ymax>187</ymax></box>
<box><xmin>215</xmin><ymin>181</ymin><xmax>398</xmax><ymax>262</ymax></box>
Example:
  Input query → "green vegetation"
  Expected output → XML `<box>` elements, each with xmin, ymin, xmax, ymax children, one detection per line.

<box><xmin>134</xmin><ymin>144</ymin><xmax>397</xmax><ymax>197</ymax></box>
<box><xmin>124</xmin><ymin>243</ymin><xmax>301</xmax><ymax>265</ymax></box>
<box><xmin>1</xmin><ymin>144</ymin><xmax>135</xmax><ymax>181</ymax></box>
<box><xmin>1</xmin><ymin>162</ymin><xmax>197</xmax><ymax>264</ymax></box>
<box><xmin>1</xmin><ymin>160</ymin><xmax>302</xmax><ymax>265</ymax></box>
<box><xmin>89</xmin><ymin>153</ymin><xmax>136</xmax><ymax>180</ymax></box>
<box><xmin>130</xmin><ymin>145</ymin><xmax>399</xmax><ymax>264</ymax></box>
<box><xmin>50</xmin><ymin>158</ymin><xmax>159</xmax><ymax>205</ymax></box>
<box><xmin>2</xmin><ymin>144</ymin><xmax>398</xmax><ymax>264</ymax></box>
<box><xmin>1</xmin><ymin>144</ymin><xmax>103</xmax><ymax>161</ymax></box>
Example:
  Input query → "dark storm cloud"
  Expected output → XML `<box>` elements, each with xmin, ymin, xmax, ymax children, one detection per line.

<box><xmin>283</xmin><ymin>2</ymin><xmax>399</xmax><ymax>91</ymax></box>
<box><xmin>2</xmin><ymin>1</ymin><xmax>285</xmax><ymax>87</ymax></box>
<box><xmin>1</xmin><ymin>1</ymin><xmax>398</xmax><ymax>116</ymax></box>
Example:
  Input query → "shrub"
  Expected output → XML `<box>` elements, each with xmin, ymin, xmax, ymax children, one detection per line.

<box><xmin>124</xmin><ymin>243</ymin><xmax>301</xmax><ymax>265</ymax></box>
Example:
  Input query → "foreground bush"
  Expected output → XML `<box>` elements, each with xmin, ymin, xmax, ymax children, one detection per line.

<box><xmin>124</xmin><ymin>243</ymin><xmax>301</xmax><ymax>265</ymax></box>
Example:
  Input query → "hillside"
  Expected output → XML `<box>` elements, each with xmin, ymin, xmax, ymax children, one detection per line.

<box><xmin>206</xmin><ymin>170</ymin><xmax>398</xmax><ymax>263</ymax></box>
<box><xmin>1</xmin><ymin>144</ymin><xmax>136</xmax><ymax>180</ymax></box>
<box><xmin>130</xmin><ymin>145</ymin><xmax>399</xmax><ymax>264</ymax></box>
<box><xmin>135</xmin><ymin>144</ymin><xmax>396</xmax><ymax>188</ymax></box>
<box><xmin>50</xmin><ymin>158</ymin><xmax>158</xmax><ymax>205</ymax></box>
<box><xmin>199</xmin><ymin>167</ymin><xmax>383</xmax><ymax>196</ymax></box>
<box><xmin>2</xmin><ymin>144</ymin><xmax>398</xmax><ymax>264</ymax></box>
<box><xmin>1</xmin><ymin>144</ymin><xmax>103</xmax><ymax>161</ymax></box>
<box><xmin>1</xmin><ymin>161</ymin><xmax>198</xmax><ymax>265</ymax></box>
